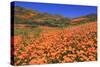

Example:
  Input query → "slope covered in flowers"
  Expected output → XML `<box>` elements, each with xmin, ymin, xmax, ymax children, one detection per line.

<box><xmin>11</xmin><ymin>22</ymin><xmax>97</xmax><ymax>65</ymax></box>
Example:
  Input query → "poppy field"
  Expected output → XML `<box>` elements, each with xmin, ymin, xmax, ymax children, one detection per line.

<box><xmin>11</xmin><ymin>21</ymin><xmax>97</xmax><ymax>65</ymax></box>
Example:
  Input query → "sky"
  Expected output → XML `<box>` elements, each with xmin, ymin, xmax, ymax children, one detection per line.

<box><xmin>11</xmin><ymin>1</ymin><xmax>97</xmax><ymax>18</ymax></box>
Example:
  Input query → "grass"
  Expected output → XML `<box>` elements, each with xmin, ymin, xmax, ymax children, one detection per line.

<box><xmin>33</xmin><ymin>28</ymin><xmax>43</xmax><ymax>38</ymax></box>
<box><xmin>72</xmin><ymin>21</ymin><xmax>87</xmax><ymax>26</ymax></box>
<box><xmin>44</xmin><ymin>20</ymin><xmax>68</xmax><ymax>28</ymax></box>
<box><xmin>13</xmin><ymin>21</ymin><xmax>90</xmax><ymax>37</ymax></box>
<box><xmin>14</xmin><ymin>20</ymin><xmax>96</xmax><ymax>38</ymax></box>
<box><xmin>14</xmin><ymin>27</ymin><xmax>43</xmax><ymax>38</ymax></box>
<box><xmin>14</xmin><ymin>28</ymin><xmax>31</xmax><ymax>36</ymax></box>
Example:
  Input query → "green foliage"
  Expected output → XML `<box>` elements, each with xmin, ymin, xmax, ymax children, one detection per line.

<box><xmin>77</xmin><ymin>21</ymin><xmax>87</xmax><ymax>25</ymax></box>
<box><xmin>44</xmin><ymin>19</ymin><xmax>67</xmax><ymax>28</ymax></box>
<box><xmin>27</xmin><ymin>20</ymin><xmax>38</xmax><ymax>28</ymax></box>
<box><xmin>60</xmin><ymin>18</ymin><xmax>70</xmax><ymax>24</ymax></box>
<box><xmin>57</xmin><ymin>23</ymin><xmax>67</xmax><ymax>28</ymax></box>
<box><xmin>14</xmin><ymin>28</ymin><xmax>29</xmax><ymax>36</ymax></box>
<box><xmin>75</xmin><ymin>56</ymin><xmax>83</xmax><ymax>62</ymax></box>
<box><xmin>14</xmin><ymin>16</ymin><xmax>25</xmax><ymax>24</ymax></box>
<box><xmin>14</xmin><ymin>16</ymin><xmax>38</xmax><ymax>28</ymax></box>
<box><xmin>88</xmin><ymin>18</ymin><xmax>97</xmax><ymax>21</ymax></box>
<box><xmin>14</xmin><ymin>57</ymin><xmax>20</xmax><ymax>62</ymax></box>
<box><xmin>14</xmin><ymin>27</ymin><xmax>42</xmax><ymax>38</ymax></box>
<box><xmin>72</xmin><ymin>21</ymin><xmax>87</xmax><ymax>26</ymax></box>
<box><xmin>44</xmin><ymin>19</ymin><xmax>55</xmax><ymax>25</ymax></box>
<box><xmin>33</xmin><ymin>28</ymin><xmax>43</xmax><ymax>38</ymax></box>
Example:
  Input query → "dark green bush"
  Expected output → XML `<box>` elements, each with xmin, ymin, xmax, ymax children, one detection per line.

<box><xmin>44</xmin><ymin>20</ymin><xmax>56</xmax><ymax>26</ymax></box>
<box><xmin>44</xmin><ymin>19</ymin><xmax>67</xmax><ymax>28</ymax></box>
<box><xmin>88</xmin><ymin>18</ymin><xmax>97</xmax><ymax>21</ymax></box>
<box><xmin>26</xmin><ymin>20</ymin><xmax>38</xmax><ymax>28</ymax></box>
<box><xmin>14</xmin><ymin>16</ymin><xmax>25</xmax><ymax>24</ymax></box>
<box><xmin>14</xmin><ymin>16</ymin><xmax>37</xmax><ymax>28</ymax></box>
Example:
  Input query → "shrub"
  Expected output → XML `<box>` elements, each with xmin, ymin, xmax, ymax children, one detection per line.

<box><xmin>14</xmin><ymin>16</ymin><xmax>25</xmax><ymax>24</ymax></box>
<box><xmin>44</xmin><ymin>20</ymin><xmax>56</xmax><ymax>26</ymax></box>
<box><xmin>14</xmin><ymin>16</ymin><xmax>38</xmax><ymax>28</ymax></box>
<box><xmin>44</xmin><ymin>19</ymin><xmax>67</xmax><ymax>28</ymax></box>
<box><xmin>14</xmin><ymin>28</ymin><xmax>28</xmax><ymax>36</ymax></box>
<box><xmin>88</xmin><ymin>18</ymin><xmax>97</xmax><ymax>21</ymax></box>
<box><xmin>27</xmin><ymin>20</ymin><xmax>38</xmax><ymax>28</ymax></box>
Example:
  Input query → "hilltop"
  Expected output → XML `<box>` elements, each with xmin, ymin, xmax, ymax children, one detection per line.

<box><xmin>13</xmin><ymin>6</ymin><xmax>97</xmax><ymax>28</ymax></box>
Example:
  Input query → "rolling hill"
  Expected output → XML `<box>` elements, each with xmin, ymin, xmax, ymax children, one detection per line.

<box><xmin>13</xmin><ymin>6</ymin><xmax>97</xmax><ymax>27</ymax></box>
